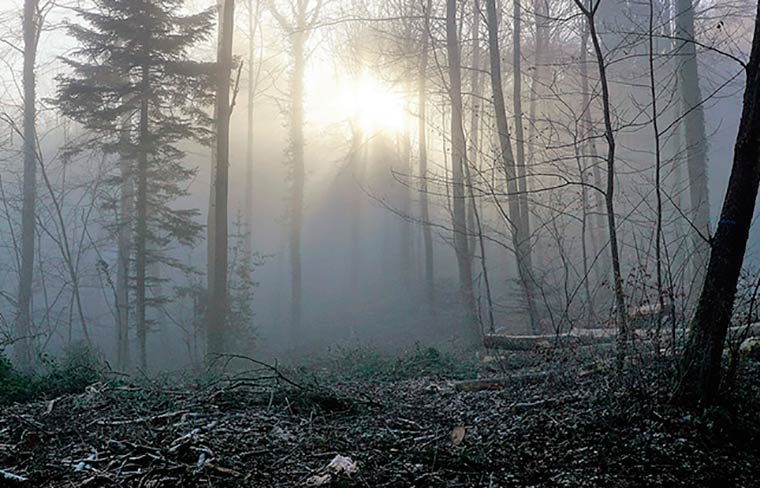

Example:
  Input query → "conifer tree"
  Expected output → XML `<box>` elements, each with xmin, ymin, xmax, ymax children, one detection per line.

<box><xmin>56</xmin><ymin>0</ymin><xmax>215</xmax><ymax>369</ymax></box>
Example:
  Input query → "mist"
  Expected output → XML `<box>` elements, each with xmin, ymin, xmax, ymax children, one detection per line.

<box><xmin>3</xmin><ymin>0</ymin><xmax>760</xmax><ymax>485</ymax></box>
<box><xmin>0</xmin><ymin>0</ymin><xmax>758</xmax><ymax>369</ymax></box>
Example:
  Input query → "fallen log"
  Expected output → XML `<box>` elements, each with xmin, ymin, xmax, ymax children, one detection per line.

<box><xmin>484</xmin><ymin>323</ymin><xmax>760</xmax><ymax>351</ymax></box>
<box><xmin>483</xmin><ymin>332</ymin><xmax>615</xmax><ymax>351</ymax></box>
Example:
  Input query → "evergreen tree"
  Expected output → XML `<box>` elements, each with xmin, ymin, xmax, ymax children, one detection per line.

<box><xmin>226</xmin><ymin>212</ymin><xmax>259</xmax><ymax>354</ymax></box>
<box><xmin>55</xmin><ymin>0</ymin><xmax>215</xmax><ymax>369</ymax></box>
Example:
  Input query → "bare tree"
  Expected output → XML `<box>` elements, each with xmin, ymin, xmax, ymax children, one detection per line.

<box><xmin>675</xmin><ymin>0</ymin><xmax>711</xmax><ymax>294</ymax></box>
<box><xmin>270</xmin><ymin>0</ymin><xmax>324</xmax><ymax>334</ymax></box>
<box><xmin>674</xmin><ymin>0</ymin><xmax>760</xmax><ymax>406</ymax></box>
<box><xmin>572</xmin><ymin>0</ymin><xmax>628</xmax><ymax>370</ymax></box>
<box><xmin>245</xmin><ymin>0</ymin><xmax>262</xmax><ymax>256</ymax></box>
<box><xmin>418</xmin><ymin>0</ymin><xmax>434</xmax><ymax>304</ymax></box>
<box><xmin>484</xmin><ymin>0</ymin><xmax>540</xmax><ymax>333</ymax></box>
<box><xmin>446</xmin><ymin>0</ymin><xmax>477</xmax><ymax>327</ymax></box>
<box><xmin>14</xmin><ymin>0</ymin><xmax>40</xmax><ymax>368</ymax></box>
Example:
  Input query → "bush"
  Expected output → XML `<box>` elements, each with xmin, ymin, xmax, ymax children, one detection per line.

<box><xmin>0</xmin><ymin>344</ymin><xmax>105</xmax><ymax>405</ymax></box>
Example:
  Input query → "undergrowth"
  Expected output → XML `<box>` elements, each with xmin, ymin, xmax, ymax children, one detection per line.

<box><xmin>0</xmin><ymin>344</ymin><xmax>105</xmax><ymax>405</ymax></box>
<box><xmin>311</xmin><ymin>342</ymin><xmax>479</xmax><ymax>382</ymax></box>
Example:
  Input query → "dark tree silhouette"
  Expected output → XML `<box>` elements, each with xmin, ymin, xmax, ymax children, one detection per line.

<box><xmin>674</xmin><ymin>0</ymin><xmax>760</xmax><ymax>406</ymax></box>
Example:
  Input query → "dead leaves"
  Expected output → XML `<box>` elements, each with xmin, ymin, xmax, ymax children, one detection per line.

<box><xmin>306</xmin><ymin>454</ymin><xmax>358</xmax><ymax>486</ymax></box>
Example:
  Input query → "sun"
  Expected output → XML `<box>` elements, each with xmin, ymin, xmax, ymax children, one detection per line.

<box><xmin>339</xmin><ymin>72</ymin><xmax>407</xmax><ymax>135</ymax></box>
<box><xmin>307</xmin><ymin>67</ymin><xmax>408</xmax><ymax>136</ymax></box>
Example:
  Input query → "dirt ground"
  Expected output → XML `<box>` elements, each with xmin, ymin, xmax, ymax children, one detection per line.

<box><xmin>1</xmin><ymin>353</ymin><xmax>759</xmax><ymax>487</ymax></box>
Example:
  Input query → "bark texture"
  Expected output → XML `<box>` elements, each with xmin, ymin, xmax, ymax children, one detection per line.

<box><xmin>674</xmin><ymin>1</ymin><xmax>760</xmax><ymax>406</ymax></box>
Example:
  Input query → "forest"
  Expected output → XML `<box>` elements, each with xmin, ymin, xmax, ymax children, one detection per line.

<box><xmin>1</xmin><ymin>0</ymin><xmax>760</xmax><ymax>485</ymax></box>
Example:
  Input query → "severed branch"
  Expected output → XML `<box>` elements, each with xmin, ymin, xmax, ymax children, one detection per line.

<box><xmin>209</xmin><ymin>353</ymin><xmax>306</xmax><ymax>390</ymax></box>
<box><xmin>0</xmin><ymin>469</ymin><xmax>28</xmax><ymax>483</ymax></box>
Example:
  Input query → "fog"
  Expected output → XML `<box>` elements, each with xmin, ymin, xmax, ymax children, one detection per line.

<box><xmin>0</xmin><ymin>0</ymin><xmax>758</xmax><ymax>371</ymax></box>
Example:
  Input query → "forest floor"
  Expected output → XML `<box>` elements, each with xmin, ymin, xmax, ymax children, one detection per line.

<box><xmin>1</xmin><ymin>346</ymin><xmax>759</xmax><ymax>487</ymax></box>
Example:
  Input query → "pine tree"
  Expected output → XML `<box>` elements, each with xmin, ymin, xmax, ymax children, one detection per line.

<box><xmin>55</xmin><ymin>0</ymin><xmax>215</xmax><ymax>369</ymax></box>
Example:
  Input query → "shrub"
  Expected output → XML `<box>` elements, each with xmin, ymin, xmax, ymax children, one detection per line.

<box><xmin>0</xmin><ymin>344</ymin><xmax>105</xmax><ymax>405</ymax></box>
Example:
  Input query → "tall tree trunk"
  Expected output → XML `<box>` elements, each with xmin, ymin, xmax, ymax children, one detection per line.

<box><xmin>580</xmin><ymin>15</ymin><xmax>607</xmax><ymax>289</ymax></box>
<box><xmin>673</xmin><ymin>1</ymin><xmax>760</xmax><ymax>406</ymax></box>
<box><xmin>348</xmin><ymin>124</ymin><xmax>364</xmax><ymax>289</ymax></box>
<box><xmin>513</xmin><ymin>0</ymin><xmax>529</xmax><ymax>226</ymax></box>
<box><xmin>467</xmin><ymin>0</ymin><xmax>483</xmax><ymax>257</ymax></box>
<box><xmin>526</xmin><ymin>0</ymin><xmax>545</xmax><ymax>171</ymax></box>
<box><xmin>485</xmin><ymin>0</ymin><xmax>540</xmax><ymax>333</ymax></box>
<box><xmin>399</xmin><ymin>128</ymin><xmax>413</xmax><ymax>289</ymax></box>
<box><xmin>207</xmin><ymin>0</ymin><xmax>235</xmax><ymax>357</ymax></box>
<box><xmin>116</xmin><ymin>134</ymin><xmax>132</xmax><ymax>370</ymax></box>
<box><xmin>290</xmin><ymin>21</ymin><xmax>305</xmax><ymax>334</ymax></box>
<box><xmin>136</xmin><ymin>59</ymin><xmax>150</xmax><ymax>370</ymax></box>
<box><xmin>245</xmin><ymin>0</ymin><xmax>259</xmax><ymax>255</ymax></box>
<box><xmin>574</xmin><ymin>0</ymin><xmax>629</xmax><ymax>371</ymax></box>
<box><xmin>419</xmin><ymin>0</ymin><xmax>434</xmax><ymax>304</ymax></box>
<box><xmin>15</xmin><ymin>0</ymin><xmax>39</xmax><ymax>369</ymax></box>
<box><xmin>675</xmin><ymin>0</ymin><xmax>710</xmax><ymax>293</ymax></box>
<box><xmin>649</xmin><ymin>0</ymin><xmax>667</xmax><ymax>349</ymax></box>
<box><xmin>446</xmin><ymin>0</ymin><xmax>477</xmax><ymax>328</ymax></box>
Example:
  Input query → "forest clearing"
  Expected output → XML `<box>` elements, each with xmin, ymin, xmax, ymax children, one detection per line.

<box><xmin>3</xmin><ymin>0</ymin><xmax>760</xmax><ymax>485</ymax></box>
<box><xmin>1</xmin><ymin>345</ymin><xmax>759</xmax><ymax>487</ymax></box>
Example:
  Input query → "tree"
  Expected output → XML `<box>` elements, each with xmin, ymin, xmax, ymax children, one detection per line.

<box><xmin>484</xmin><ymin>0</ymin><xmax>540</xmax><ymax>333</ymax></box>
<box><xmin>14</xmin><ymin>0</ymin><xmax>40</xmax><ymax>369</ymax></box>
<box><xmin>446</xmin><ymin>0</ymin><xmax>477</xmax><ymax>328</ymax></box>
<box><xmin>572</xmin><ymin>0</ymin><xmax>629</xmax><ymax>370</ymax></box>
<box><xmin>269</xmin><ymin>0</ymin><xmax>323</xmax><ymax>334</ymax></box>
<box><xmin>116</xmin><ymin>117</ymin><xmax>133</xmax><ymax>369</ymax></box>
<box><xmin>418</xmin><ymin>0</ymin><xmax>434</xmax><ymax>304</ymax></box>
<box><xmin>207</xmin><ymin>0</ymin><xmax>236</xmax><ymax>358</ymax></box>
<box><xmin>56</xmin><ymin>0</ymin><xmax>214</xmax><ymax>369</ymax></box>
<box><xmin>674</xmin><ymin>0</ymin><xmax>760</xmax><ymax>406</ymax></box>
<box><xmin>245</xmin><ymin>0</ymin><xmax>262</xmax><ymax>256</ymax></box>
<box><xmin>675</xmin><ymin>0</ymin><xmax>711</xmax><ymax>295</ymax></box>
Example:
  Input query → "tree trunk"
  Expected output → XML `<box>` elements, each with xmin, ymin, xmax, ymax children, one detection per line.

<box><xmin>15</xmin><ymin>0</ymin><xmax>38</xmax><ymax>369</ymax></box>
<box><xmin>467</xmin><ymin>0</ymin><xmax>483</xmax><ymax>257</ymax></box>
<box><xmin>136</xmin><ymin>60</ymin><xmax>150</xmax><ymax>370</ymax></box>
<box><xmin>446</xmin><ymin>0</ymin><xmax>477</xmax><ymax>327</ymax></box>
<box><xmin>673</xmin><ymin>1</ymin><xmax>760</xmax><ymax>406</ymax></box>
<box><xmin>485</xmin><ymin>0</ymin><xmax>540</xmax><ymax>333</ymax></box>
<box><xmin>399</xmin><ymin>128</ymin><xmax>413</xmax><ymax>289</ymax></box>
<box><xmin>348</xmin><ymin>124</ymin><xmax>364</xmax><ymax>289</ymax></box>
<box><xmin>290</xmin><ymin>22</ymin><xmax>305</xmax><ymax>334</ymax></box>
<box><xmin>116</xmin><ymin>136</ymin><xmax>132</xmax><ymax>370</ymax></box>
<box><xmin>580</xmin><ymin>16</ymin><xmax>607</xmax><ymax>289</ymax></box>
<box><xmin>207</xmin><ymin>0</ymin><xmax>235</xmax><ymax>357</ymax></box>
<box><xmin>245</xmin><ymin>0</ymin><xmax>259</xmax><ymax>256</ymax></box>
<box><xmin>419</xmin><ymin>0</ymin><xmax>434</xmax><ymax>304</ymax></box>
<box><xmin>577</xmin><ymin>0</ymin><xmax>629</xmax><ymax>371</ymax></box>
<box><xmin>526</xmin><ymin>0</ymin><xmax>545</xmax><ymax>176</ymax></box>
<box><xmin>675</xmin><ymin>0</ymin><xmax>711</xmax><ymax>294</ymax></box>
<box><xmin>513</xmin><ymin>0</ymin><xmax>530</xmax><ymax>229</ymax></box>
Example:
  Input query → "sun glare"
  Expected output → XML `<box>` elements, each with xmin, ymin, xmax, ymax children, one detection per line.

<box><xmin>307</xmin><ymin>67</ymin><xmax>408</xmax><ymax>136</ymax></box>
<box><xmin>338</xmin><ymin>73</ymin><xmax>407</xmax><ymax>134</ymax></box>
